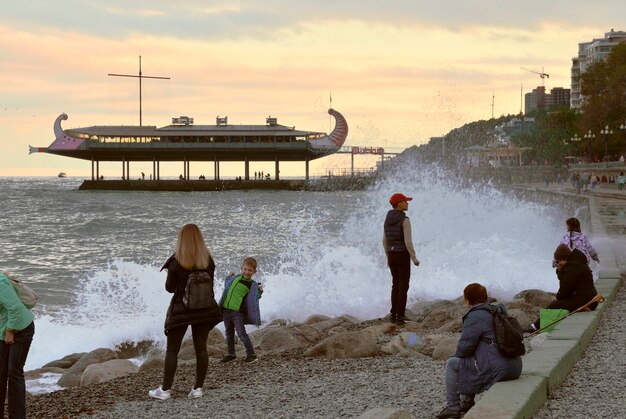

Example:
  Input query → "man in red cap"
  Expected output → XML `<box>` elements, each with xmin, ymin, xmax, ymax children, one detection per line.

<box><xmin>383</xmin><ymin>193</ymin><xmax>420</xmax><ymax>325</ymax></box>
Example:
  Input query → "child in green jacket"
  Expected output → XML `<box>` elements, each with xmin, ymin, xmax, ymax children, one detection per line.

<box><xmin>218</xmin><ymin>257</ymin><xmax>263</xmax><ymax>363</ymax></box>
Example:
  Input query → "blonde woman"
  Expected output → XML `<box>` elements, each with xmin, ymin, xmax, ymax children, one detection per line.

<box><xmin>1</xmin><ymin>272</ymin><xmax>35</xmax><ymax>419</ymax></box>
<box><xmin>149</xmin><ymin>224</ymin><xmax>222</xmax><ymax>400</ymax></box>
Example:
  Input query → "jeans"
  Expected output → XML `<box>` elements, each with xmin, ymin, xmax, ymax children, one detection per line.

<box><xmin>162</xmin><ymin>322</ymin><xmax>214</xmax><ymax>390</ymax></box>
<box><xmin>388</xmin><ymin>251</ymin><xmax>411</xmax><ymax>318</ymax></box>
<box><xmin>444</xmin><ymin>357</ymin><xmax>473</xmax><ymax>410</ymax></box>
<box><xmin>223</xmin><ymin>309</ymin><xmax>255</xmax><ymax>356</ymax></box>
<box><xmin>1</xmin><ymin>321</ymin><xmax>35</xmax><ymax>419</ymax></box>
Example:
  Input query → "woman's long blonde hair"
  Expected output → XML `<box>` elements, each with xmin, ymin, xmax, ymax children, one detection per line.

<box><xmin>174</xmin><ymin>224</ymin><xmax>211</xmax><ymax>270</ymax></box>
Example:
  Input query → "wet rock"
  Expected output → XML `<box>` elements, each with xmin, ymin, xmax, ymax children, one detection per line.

<box><xmin>304</xmin><ymin>331</ymin><xmax>379</xmax><ymax>359</ymax></box>
<box><xmin>42</xmin><ymin>352</ymin><xmax>87</xmax><ymax>369</ymax></box>
<box><xmin>515</xmin><ymin>289</ymin><xmax>556</xmax><ymax>308</ymax></box>
<box><xmin>138</xmin><ymin>357</ymin><xmax>164</xmax><ymax>373</ymax></box>
<box><xmin>303</xmin><ymin>314</ymin><xmax>332</xmax><ymax>324</ymax></box>
<box><xmin>257</xmin><ymin>324</ymin><xmax>320</xmax><ymax>353</ymax></box>
<box><xmin>58</xmin><ymin>348</ymin><xmax>118</xmax><ymax>388</ymax></box>
<box><xmin>80</xmin><ymin>359</ymin><xmax>138</xmax><ymax>386</ymax></box>
<box><xmin>381</xmin><ymin>332</ymin><xmax>424</xmax><ymax>355</ymax></box>
<box><xmin>431</xmin><ymin>335</ymin><xmax>458</xmax><ymax>360</ymax></box>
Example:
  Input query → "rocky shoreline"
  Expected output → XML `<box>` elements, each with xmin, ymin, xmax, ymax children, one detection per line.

<box><xmin>24</xmin><ymin>289</ymin><xmax>553</xmax><ymax>418</ymax></box>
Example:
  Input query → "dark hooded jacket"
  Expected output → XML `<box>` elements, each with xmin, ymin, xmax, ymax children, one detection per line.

<box><xmin>160</xmin><ymin>254</ymin><xmax>222</xmax><ymax>334</ymax></box>
<box><xmin>456</xmin><ymin>303</ymin><xmax>522</xmax><ymax>395</ymax></box>
<box><xmin>554</xmin><ymin>248</ymin><xmax>598</xmax><ymax>309</ymax></box>
<box><xmin>384</xmin><ymin>209</ymin><xmax>407</xmax><ymax>252</ymax></box>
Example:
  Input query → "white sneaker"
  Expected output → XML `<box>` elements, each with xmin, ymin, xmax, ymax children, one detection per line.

<box><xmin>148</xmin><ymin>386</ymin><xmax>171</xmax><ymax>400</ymax></box>
<box><xmin>188</xmin><ymin>387</ymin><xmax>203</xmax><ymax>398</ymax></box>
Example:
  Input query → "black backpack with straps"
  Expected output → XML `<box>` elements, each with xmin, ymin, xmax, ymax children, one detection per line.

<box><xmin>182</xmin><ymin>270</ymin><xmax>217</xmax><ymax>310</ymax></box>
<box><xmin>480</xmin><ymin>304</ymin><xmax>526</xmax><ymax>358</ymax></box>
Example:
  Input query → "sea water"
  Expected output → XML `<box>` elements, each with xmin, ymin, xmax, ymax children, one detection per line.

<box><xmin>0</xmin><ymin>166</ymin><xmax>580</xmax><ymax>387</ymax></box>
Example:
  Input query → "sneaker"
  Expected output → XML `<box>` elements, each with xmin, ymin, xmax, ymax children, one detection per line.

<box><xmin>244</xmin><ymin>354</ymin><xmax>258</xmax><ymax>363</ymax></box>
<box><xmin>436</xmin><ymin>407</ymin><xmax>461</xmax><ymax>419</ymax></box>
<box><xmin>220</xmin><ymin>354</ymin><xmax>236</xmax><ymax>363</ymax></box>
<box><xmin>188</xmin><ymin>387</ymin><xmax>203</xmax><ymax>398</ymax></box>
<box><xmin>389</xmin><ymin>314</ymin><xmax>396</xmax><ymax>324</ymax></box>
<box><xmin>148</xmin><ymin>386</ymin><xmax>171</xmax><ymax>400</ymax></box>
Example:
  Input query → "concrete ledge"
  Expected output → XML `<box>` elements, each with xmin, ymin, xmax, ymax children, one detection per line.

<box><xmin>547</xmin><ymin>312</ymin><xmax>602</xmax><ymax>349</ymax></box>
<box><xmin>521</xmin><ymin>339</ymin><xmax>581</xmax><ymax>394</ymax></box>
<box><xmin>464</xmin><ymin>375</ymin><xmax>547</xmax><ymax>419</ymax></box>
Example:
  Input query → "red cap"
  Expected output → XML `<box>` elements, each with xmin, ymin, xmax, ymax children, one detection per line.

<box><xmin>389</xmin><ymin>193</ymin><xmax>413</xmax><ymax>206</ymax></box>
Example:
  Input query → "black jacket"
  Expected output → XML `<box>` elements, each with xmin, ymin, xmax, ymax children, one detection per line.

<box><xmin>160</xmin><ymin>255</ymin><xmax>222</xmax><ymax>334</ymax></box>
<box><xmin>555</xmin><ymin>249</ymin><xmax>597</xmax><ymax>308</ymax></box>
<box><xmin>384</xmin><ymin>210</ymin><xmax>407</xmax><ymax>252</ymax></box>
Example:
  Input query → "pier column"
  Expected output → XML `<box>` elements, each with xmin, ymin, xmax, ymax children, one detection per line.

<box><xmin>187</xmin><ymin>160</ymin><xmax>190</xmax><ymax>180</ymax></box>
<box><xmin>245</xmin><ymin>157</ymin><xmax>250</xmax><ymax>180</ymax></box>
<box><xmin>127</xmin><ymin>160</ymin><xmax>130</xmax><ymax>179</ymax></box>
<box><xmin>275</xmin><ymin>158</ymin><xmax>280</xmax><ymax>180</ymax></box>
<box><xmin>152</xmin><ymin>158</ymin><xmax>155</xmax><ymax>181</ymax></box>
<box><xmin>214</xmin><ymin>158</ymin><xmax>220</xmax><ymax>180</ymax></box>
<box><xmin>96</xmin><ymin>161</ymin><xmax>100</xmax><ymax>180</ymax></box>
<box><xmin>122</xmin><ymin>158</ymin><xmax>125</xmax><ymax>180</ymax></box>
<box><xmin>91</xmin><ymin>158</ymin><xmax>95</xmax><ymax>180</ymax></box>
<box><xmin>351</xmin><ymin>152</ymin><xmax>354</xmax><ymax>177</ymax></box>
<box><xmin>305</xmin><ymin>158</ymin><xmax>309</xmax><ymax>180</ymax></box>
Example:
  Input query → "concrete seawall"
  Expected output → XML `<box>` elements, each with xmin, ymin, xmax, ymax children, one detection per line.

<box><xmin>464</xmin><ymin>187</ymin><xmax>625</xmax><ymax>419</ymax></box>
<box><xmin>78</xmin><ymin>177</ymin><xmax>376</xmax><ymax>191</ymax></box>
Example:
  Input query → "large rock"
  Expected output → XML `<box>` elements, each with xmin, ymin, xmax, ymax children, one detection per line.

<box><xmin>304</xmin><ymin>331</ymin><xmax>378</xmax><ymax>359</ymax></box>
<box><xmin>42</xmin><ymin>352</ymin><xmax>87</xmax><ymax>369</ymax></box>
<box><xmin>362</xmin><ymin>323</ymin><xmax>396</xmax><ymax>338</ymax></box>
<box><xmin>256</xmin><ymin>324</ymin><xmax>320</xmax><ymax>353</ymax></box>
<box><xmin>114</xmin><ymin>340</ymin><xmax>156</xmax><ymax>359</ymax></box>
<box><xmin>80</xmin><ymin>359</ymin><xmax>138</xmax><ymax>386</ymax></box>
<box><xmin>381</xmin><ymin>332</ymin><xmax>424</xmax><ymax>355</ymax></box>
<box><xmin>57</xmin><ymin>348</ymin><xmax>118</xmax><ymax>388</ymax></box>
<box><xmin>303</xmin><ymin>314</ymin><xmax>331</xmax><ymax>325</ymax></box>
<box><xmin>411</xmin><ymin>300</ymin><xmax>458</xmax><ymax>320</ymax></box>
<box><xmin>421</xmin><ymin>307</ymin><xmax>465</xmax><ymax>330</ymax></box>
<box><xmin>507</xmin><ymin>308</ymin><xmax>532</xmax><ymax>329</ymax></box>
<box><xmin>138</xmin><ymin>357</ymin><xmax>164</xmax><ymax>373</ymax></box>
<box><xmin>430</xmin><ymin>335</ymin><xmax>458</xmax><ymax>360</ymax></box>
<box><xmin>356</xmin><ymin>408</ymin><xmax>415</xmax><ymax>419</ymax></box>
<box><xmin>514</xmin><ymin>289</ymin><xmax>555</xmax><ymax>308</ymax></box>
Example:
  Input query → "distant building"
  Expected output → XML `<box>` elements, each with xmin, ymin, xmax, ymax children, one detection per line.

<box><xmin>524</xmin><ymin>86</ymin><xmax>570</xmax><ymax>113</ymax></box>
<box><xmin>571</xmin><ymin>29</ymin><xmax>626</xmax><ymax>108</ymax></box>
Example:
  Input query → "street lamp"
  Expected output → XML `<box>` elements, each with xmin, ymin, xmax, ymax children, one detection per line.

<box><xmin>583</xmin><ymin>130</ymin><xmax>595</xmax><ymax>163</ymax></box>
<box><xmin>600</xmin><ymin>125</ymin><xmax>613</xmax><ymax>165</ymax></box>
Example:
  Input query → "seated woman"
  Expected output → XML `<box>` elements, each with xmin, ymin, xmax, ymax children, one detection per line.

<box><xmin>528</xmin><ymin>244</ymin><xmax>598</xmax><ymax>332</ymax></box>
<box><xmin>436</xmin><ymin>283</ymin><xmax>522</xmax><ymax>419</ymax></box>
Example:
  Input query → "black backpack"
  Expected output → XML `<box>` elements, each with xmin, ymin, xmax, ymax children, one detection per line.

<box><xmin>481</xmin><ymin>304</ymin><xmax>525</xmax><ymax>358</ymax></box>
<box><xmin>182</xmin><ymin>271</ymin><xmax>216</xmax><ymax>310</ymax></box>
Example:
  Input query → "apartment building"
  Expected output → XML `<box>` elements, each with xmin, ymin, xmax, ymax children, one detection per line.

<box><xmin>571</xmin><ymin>29</ymin><xmax>626</xmax><ymax>108</ymax></box>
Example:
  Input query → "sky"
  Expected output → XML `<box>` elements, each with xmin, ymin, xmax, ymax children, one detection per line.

<box><xmin>0</xmin><ymin>1</ymin><xmax>624</xmax><ymax>177</ymax></box>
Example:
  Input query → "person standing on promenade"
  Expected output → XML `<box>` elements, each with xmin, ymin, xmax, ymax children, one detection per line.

<box><xmin>218</xmin><ymin>257</ymin><xmax>263</xmax><ymax>363</ymax></box>
<box><xmin>436</xmin><ymin>283</ymin><xmax>522</xmax><ymax>419</ymax></box>
<box><xmin>0</xmin><ymin>272</ymin><xmax>35</xmax><ymax>419</ymax></box>
<box><xmin>383</xmin><ymin>193</ymin><xmax>420</xmax><ymax>325</ymax></box>
<box><xmin>618</xmin><ymin>171</ymin><xmax>625</xmax><ymax>191</ymax></box>
<box><xmin>149</xmin><ymin>224</ymin><xmax>222</xmax><ymax>400</ymax></box>
<box><xmin>527</xmin><ymin>244</ymin><xmax>599</xmax><ymax>332</ymax></box>
<box><xmin>552</xmin><ymin>217</ymin><xmax>599</xmax><ymax>268</ymax></box>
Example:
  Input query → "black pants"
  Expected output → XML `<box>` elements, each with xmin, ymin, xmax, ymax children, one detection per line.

<box><xmin>388</xmin><ymin>251</ymin><xmax>411</xmax><ymax>318</ymax></box>
<box><xmin>162</xmin><ymin>322</ymin><xmax>215</xmax><ymax>390</ymax></box>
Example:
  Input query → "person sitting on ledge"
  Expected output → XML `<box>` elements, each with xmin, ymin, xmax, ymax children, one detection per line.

<box><xmin>436</xmin><ymin>283</ymin><xmax>523</xmax><ymax>419</ymax></box>
<box><xmin>527</xmin><ymin>244</ymin><xmax>598</xmax><ymax>333</ymax></box>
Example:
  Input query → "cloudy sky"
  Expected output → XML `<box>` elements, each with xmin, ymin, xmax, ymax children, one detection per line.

<box><xmin>0</xmin><ymin>1</ymin><xmax>623</xmax><ymax>176</ymax></box>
